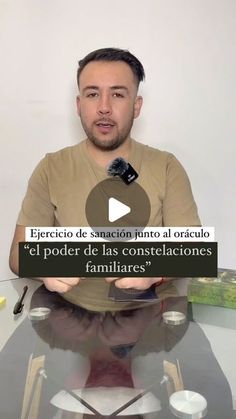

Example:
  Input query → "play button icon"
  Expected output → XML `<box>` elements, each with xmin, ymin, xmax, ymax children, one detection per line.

<box><xmin>108</xmin><ymin>198</ymin><xmax>131</xmax><ymax>222</ymax></box>
<box><xmin>85</xmin><ymin>178</ymin><xmax>151</xmax><ymax>232</ymax></box>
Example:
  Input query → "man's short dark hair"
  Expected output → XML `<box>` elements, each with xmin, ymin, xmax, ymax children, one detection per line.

<box><xmin>77</xmin><ymin>47</ymin><xmax>145</xmax><ymax>88</ymax></box>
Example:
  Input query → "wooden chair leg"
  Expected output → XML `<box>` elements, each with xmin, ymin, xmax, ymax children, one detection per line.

<box><xmin>20</xmin><ymin>354</ymin><xmax>45</xmax><ymax>419</ymax></box>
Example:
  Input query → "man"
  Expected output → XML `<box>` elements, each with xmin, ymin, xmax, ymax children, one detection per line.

<box><xmin>9</xmin><ymin>48</ymin><xmax>200</xmax><ymax>311</ymax></box>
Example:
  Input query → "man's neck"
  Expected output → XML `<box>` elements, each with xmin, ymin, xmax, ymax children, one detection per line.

<box><xmin>86</xmin><ymin>138</ymin><xmax>132</xmax><ymax>169</ymax></box>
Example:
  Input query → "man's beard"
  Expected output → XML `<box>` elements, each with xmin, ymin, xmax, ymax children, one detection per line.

<box><xmin>80</xmin><ymin>115</ymin><xmax>134</xmax><ymax>151</ymax></box>
<box><xmin>86</xmin><ymin>133</ymin><xmax>128</xmax><ymax>151</ymax></box>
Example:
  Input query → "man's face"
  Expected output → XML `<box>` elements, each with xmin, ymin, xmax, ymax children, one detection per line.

<box><xmin>77</xmin><ymin>61</ymin><xmax>143</xmax><ymax>151</ymax></box>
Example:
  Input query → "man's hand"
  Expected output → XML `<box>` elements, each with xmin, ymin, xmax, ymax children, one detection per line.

<box><xmin>105</xmin><ymin>277</ymin><xmax>163</xmax><ymax>290</ymax></box>
<box><xmin>43</xmin><ymin>277</ymin><xmax>81</xmax><ymax>293</ymax></box>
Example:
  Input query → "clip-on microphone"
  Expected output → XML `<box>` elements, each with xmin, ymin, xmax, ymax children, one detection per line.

<box><xmin>107</xmin><ymin>157</ymin><xmax>138</xmax><ymax>184</ymax></box>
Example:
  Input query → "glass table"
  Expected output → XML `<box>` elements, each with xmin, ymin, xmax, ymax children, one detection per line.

<box><xmin>0</xmin><ymin>278</ymin><xmax>236</xmax><ymax>419</ymax></box>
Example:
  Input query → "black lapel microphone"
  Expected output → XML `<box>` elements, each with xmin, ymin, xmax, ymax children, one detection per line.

<box><xmin>107</xmin><ymin>157</ymin><xmax>138</xmax><ymax>185</ymax></box>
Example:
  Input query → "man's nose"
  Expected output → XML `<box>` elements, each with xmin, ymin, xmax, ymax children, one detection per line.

<box><xmin>97</xmin><ymin>94</ymin><xmax>112</xmax><ymax>115</ymax></box>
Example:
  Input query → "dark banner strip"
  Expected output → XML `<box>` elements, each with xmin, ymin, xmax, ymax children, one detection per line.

<box><xmin>19</xmin><ymin>241</ymin><xmax>217</xmax><ymax>277</ymax></box>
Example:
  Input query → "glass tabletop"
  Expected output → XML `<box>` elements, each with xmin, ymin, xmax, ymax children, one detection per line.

<box><xmin>0</xmin><ymin>278</ymin><xmax>236</xmax><ymax>419</ymax></box>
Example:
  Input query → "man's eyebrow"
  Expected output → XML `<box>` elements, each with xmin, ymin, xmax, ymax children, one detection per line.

<box><xmin>82</xmin><ymin>85</ymin><xmax>99</xmax><ymax>94</ymax></box>
<box><xmin>82</xmin><ymin>85</ymin><xmax>129</xmax><ymax>94</ymax></box>
<box><xmin>110</xmin><ymin>85</ymin><xmax>129</xmax><ymax>92</ymax></box>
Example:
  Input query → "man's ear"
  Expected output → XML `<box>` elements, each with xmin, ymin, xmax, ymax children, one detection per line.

<box><xmin>76</xmin><ymin>95</ymin><xmax>81</xmax><ymax>116</ymax></box>
<box><xmin>134</xmin><ymin>95</ymin><xmax>143</xmax><ymax>119</ymax></box>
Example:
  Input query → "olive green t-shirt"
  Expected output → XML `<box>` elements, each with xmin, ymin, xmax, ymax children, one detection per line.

<box><xmin>17</xmin><ymin>139</ymin><xmax>200</xmax><ymax>311</ymax></box>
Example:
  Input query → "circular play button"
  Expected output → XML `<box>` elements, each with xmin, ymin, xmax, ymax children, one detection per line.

<box><xmin>85</xmin><ymin>178</ymin><xmax>151</xmax><ymax>230</ymax></box>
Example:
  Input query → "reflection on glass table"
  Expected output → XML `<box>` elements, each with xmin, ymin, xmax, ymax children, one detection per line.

<box><xmin>0</xmin><ymin>281</ymin><xmax>234</xmax><ymax>419</ymax></box>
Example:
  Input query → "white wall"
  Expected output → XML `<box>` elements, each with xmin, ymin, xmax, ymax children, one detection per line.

<box><xmin>1</xmin><ymin>0</ymin><xmax>235</xmax><ymax>279</ymax></box>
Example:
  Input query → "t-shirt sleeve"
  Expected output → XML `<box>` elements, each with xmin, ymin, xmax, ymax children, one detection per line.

<box><xmin>17</xmin><ymin>156</ymin><xmax>55</xmax><ymax>226</ymax></box>
<box><xmin>162</xmin><ymin>154</ymin><xmax>201</xmax><ymax>226</ymax></box>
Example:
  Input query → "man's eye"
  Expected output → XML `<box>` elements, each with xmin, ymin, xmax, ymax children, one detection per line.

<box><xmin>113</xmin><ymin>93</ymin><xmax>124</xmax><ymax>98</ymax></box>
<box><xmin>87</xmin><ymin>92</ymin><xmax>98</xmax><ymax>98</ymax></box>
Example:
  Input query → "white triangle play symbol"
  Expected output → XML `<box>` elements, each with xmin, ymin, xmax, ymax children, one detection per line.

<box><xmin>108</xmin><ymin>197</ymin><xmax>131</xmax><ymax>222</ymax></box>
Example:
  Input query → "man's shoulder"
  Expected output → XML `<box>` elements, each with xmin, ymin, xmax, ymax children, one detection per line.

<box><xmin>46</xmin><ymin>141</ymin><xmax>84</xmax><ymax>161</ymax></box>
<box><xmin>40</xmin><ymin>141</ymin><xmax>87</xmax><ymax>173</ymax></box>
<box><xmin>133</xmin><ymin>140</ymin><xmax>174</xmax><ymax>163</ymax></box>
